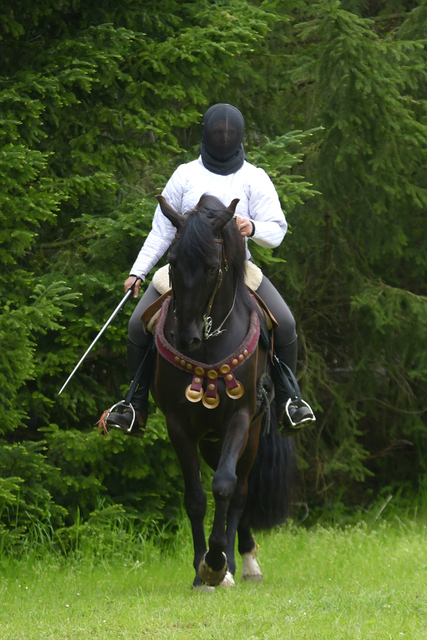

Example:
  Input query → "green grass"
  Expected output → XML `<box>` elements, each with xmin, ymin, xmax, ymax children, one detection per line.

<box><xmin>1</xmin><ymin>522</ymin><xmax>426</xmax><ymax>639</ymax></box>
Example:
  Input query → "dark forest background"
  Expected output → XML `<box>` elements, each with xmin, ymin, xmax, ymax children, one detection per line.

<box><xmin>2</xmin><ymin>0</ymin><xmax>427</xmax><ymax>548</ymax></box>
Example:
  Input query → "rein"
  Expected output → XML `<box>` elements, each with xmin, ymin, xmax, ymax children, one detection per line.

<box><xmin>204</xmin><ymin>288</ymin><xmax>237</xmax><ymax>339</ymax></box>
<box><xmin>202</xmin><ymin>238</ymin><xmax>233</xmax><ymax>340</ymax></box>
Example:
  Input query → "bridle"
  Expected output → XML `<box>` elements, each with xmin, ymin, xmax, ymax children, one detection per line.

<box><xmin>172</xmin><ymin>235</ymin><xmax>237</xmax><ymax>340</ymax></box>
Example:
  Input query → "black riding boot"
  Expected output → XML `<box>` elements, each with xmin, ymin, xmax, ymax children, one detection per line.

<box><xmin>272</xmin><ymin>339</ymin><xmax>315</xmax><ymax>436</ymax></box>
<box><xmin>106</xmin><ymin>336</ymin><xmax>155</xmax><ymax>437</ymax></box>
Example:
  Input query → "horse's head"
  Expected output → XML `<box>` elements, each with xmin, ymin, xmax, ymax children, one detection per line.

<box><xmin>156</xmin><ymin>194</ymin><xmax>241</xmax><ymax>352</ymax></box>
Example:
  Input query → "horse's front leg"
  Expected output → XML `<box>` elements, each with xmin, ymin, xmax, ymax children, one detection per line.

<box><xmin>166</xmin><ymin>415</ymin><xmax>207</xmax><ymax>588</ymax></box>
<box><xmin>223</xmin><ymin>418</ymin><xmax>262</xmax><ymax>584</ymax></box>
<box><xmin>198</xmin><ymin>409</ymin><xmax>250</xmax><ymax>586</ymax></box>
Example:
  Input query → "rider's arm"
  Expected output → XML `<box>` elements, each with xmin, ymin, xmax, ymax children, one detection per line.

<box><xmin>129</xmin><ymin>165</ymin><xmax>187</xmax><ymax>279</ymax></box>
<box><xmin>246</xmin><ymin>166</ymin><xmax>288</xmax><ymax>248</ymax></box>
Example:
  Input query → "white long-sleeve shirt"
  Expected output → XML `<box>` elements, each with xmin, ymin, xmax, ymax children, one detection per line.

<box><xmin>130</xmin><ymin>156</ymin><xmax>288</xmax><ymax>279</ymax></box>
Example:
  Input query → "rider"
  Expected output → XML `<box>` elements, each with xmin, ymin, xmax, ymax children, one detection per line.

<box><xmin>106</xmin><ymin>103</ymin><xmax>315</xmax><ymax>435</ymax></box>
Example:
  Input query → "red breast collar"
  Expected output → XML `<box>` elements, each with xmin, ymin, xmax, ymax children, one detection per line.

<box><xmin>155</xmin><ymin>297</ymin><xmax>260</xmax><ymax>408</ymax></box>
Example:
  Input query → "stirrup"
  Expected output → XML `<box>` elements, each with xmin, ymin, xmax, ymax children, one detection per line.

<box><xmin>105</xmin><ymin>401</ymin><xmax>136</xmax><ymax>434</ymax></box>
<box><xmin>285</xmin><ymin>398</ymin><xmax>316</xmax><ymax>428</ymax></box>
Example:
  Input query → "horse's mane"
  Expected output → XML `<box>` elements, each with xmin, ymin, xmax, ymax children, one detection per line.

<box><xmin>169</xmin><ymin>194</ymin><xmax>254</xmax><ymax>312</ymax></box>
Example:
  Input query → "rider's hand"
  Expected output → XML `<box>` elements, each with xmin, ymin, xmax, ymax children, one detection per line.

<box><xmin>124</xmin><ymin>275</ymin><xmax>141</xmax><ymax>298</ymax></box>
<box><xmin>236</xmin><ymin>216</ymin><xmax>255</xmax><ymax>238</ymax></box>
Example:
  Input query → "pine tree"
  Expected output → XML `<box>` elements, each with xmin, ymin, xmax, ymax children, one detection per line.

<box><xmin>0</xmin><ymin>0</ymin><xmax>284</xmax><ymax>540</ymax></box>
<box><xmin>271</xmin><ymin>1</ymin><xmax>427</xmax><ymax>510</ymax></box>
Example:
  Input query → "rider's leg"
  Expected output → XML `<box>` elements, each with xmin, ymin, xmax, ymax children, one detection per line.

<box><xmin>106</xmin><ymin>282</ymin><xmax>160</xmax><ymax>433</ymax></box>
<box><xmin>256</xmin><ymin>275</ymin><xmax>315</xmax><ymax>429</ymax></box>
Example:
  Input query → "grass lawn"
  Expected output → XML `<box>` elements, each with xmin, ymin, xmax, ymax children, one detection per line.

<box><xmin>1</xmin><ymin>522</ymin><xmax>426</xmax><ymax>639</ymax></box>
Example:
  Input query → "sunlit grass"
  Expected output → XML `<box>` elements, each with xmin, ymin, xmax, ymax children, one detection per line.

<box><xmin>1</xmin><ymin>521</ymin><xmax>426</xmax><ymax>639</ymax></box>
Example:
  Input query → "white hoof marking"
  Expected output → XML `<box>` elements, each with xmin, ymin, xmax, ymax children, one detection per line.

<box><xmin>241</xmin><ymin>545</ymin><xmax>263</xmax><ymax>583</ymax></box>
<box><xmin>220</xmin><ymin>571</ymin><xmax>236</xmax><ymax>588</ymax></box>
<box><xmin>192</xmin><ymin>584</ymin><xmax>216</xmax><ymax>593</ymax></box>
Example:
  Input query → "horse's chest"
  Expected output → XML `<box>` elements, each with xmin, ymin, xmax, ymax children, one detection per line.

<box><xmin>153</xmin><ymin>349</ymin><xmax>259</xmax><ymax>428</ymax></box>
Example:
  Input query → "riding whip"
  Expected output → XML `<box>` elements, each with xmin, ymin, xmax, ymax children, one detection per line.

<box><xmin>58</xmin><ymin>278</ymin><xmax>141</xmax><ymax>396</ymax></box>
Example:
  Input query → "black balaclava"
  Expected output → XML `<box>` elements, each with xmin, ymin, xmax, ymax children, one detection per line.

<box><xmin>200</xmin><ymin>103</ymin><xmax>245</xmax><ymax>176</ymax></box>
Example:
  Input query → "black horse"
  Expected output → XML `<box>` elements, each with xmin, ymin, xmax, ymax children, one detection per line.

<box><xmin>151</xmin><ymin>194</ymin><xmax>295</xmax><ymax>589</ymax></box>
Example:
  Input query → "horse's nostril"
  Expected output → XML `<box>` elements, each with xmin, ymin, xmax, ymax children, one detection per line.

<box><xmin>189</xmin><ymin>337</ymin><xmax>201</xmax><ymax>351</ymax></box>
<box><xmin>176</xmin><ymin>334</ymin><xmax>201</xmax><ymax>352</ymax></box>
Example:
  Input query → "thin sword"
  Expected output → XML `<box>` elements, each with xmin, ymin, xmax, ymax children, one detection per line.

<box><xmin>58</xmin><ymin>279</ymin><xmax>140</xmax><ymax>396</ymax></box>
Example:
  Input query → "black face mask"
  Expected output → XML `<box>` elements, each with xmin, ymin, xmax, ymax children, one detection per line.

<box><xmin>200</xmin><ymin>104</ymin><xmax>245</xmax><ymax>176</ymax></box>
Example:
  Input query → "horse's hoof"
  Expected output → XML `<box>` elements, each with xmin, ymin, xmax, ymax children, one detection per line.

<box><xmin>192</xmin><ymin>584</ymin><xmax>216</xmax><ymax>593</ymax></box>
<box><xmin>242</xmin><ymin>573</ymin><xmax>263</xmax><ymax>583</ymax></box>
<box><xmin>198</xmin><ymin>552</ymin><xmax>228</xmax><ymax>586</ymax></box>
<box><xmin>192</xmin><ymin>575</ymin><xmax>216</xmax><ymax>592</ymax></box>
<box><xmin>220</xmin><ymin>570</ymin><xmax>236</xmax><ymax>588</ymax></box>
<box><xmin>241</xmin><ymin>546</ymin><xmax>263</xmax><ymax>583</ymax></box>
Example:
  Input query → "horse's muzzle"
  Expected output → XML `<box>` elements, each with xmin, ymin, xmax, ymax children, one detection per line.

<box><xmin>174</xmin><ymin>321</ymin><xmax>203</xmax><ymax>352</ymax></box>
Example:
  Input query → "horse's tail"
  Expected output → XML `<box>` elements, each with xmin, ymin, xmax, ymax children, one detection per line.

<box><xmin>240</xmin><ymin>401</ymin><xmax>296</xmax><ymax>530</ymax></box>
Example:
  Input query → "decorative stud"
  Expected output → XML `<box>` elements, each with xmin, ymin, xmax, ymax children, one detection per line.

<box><xmin>195</xmin><ymin>366</ymin><xmax>205</xmax><ymax>376</ymax></box>
<box><xmin>207</xmin><ymin>370</ymin><xmax>218</xmax><ymax>380</ymax></box>
<box><xmin>180</xmin><ymin>359</ymin><xmax>186</xmax><ymax>367</ymax></box>
<box><xmin>185</xmin><ymin>384</ymin><xmax>203</xmax><ymax>403</ymax></box>
<box><xmin>208</xmin><ymin>383</ymin><xmax>215</xmax><ymax>391</ymax></box>
<box><xmin>244</xmin><ymin>350</ymin><xmax>248</xmax><ymax>357</ymax></box>
<box><xmin>226</xmin><ymin>381</ymin><xmax>244</xmax><ymax>400</ymax></box>
<box><xmin>232</xmin><ymin>359</ymin><xmax>238</xmax><ymax>366</ymax></box>
<box><xmin>186</xmin><ymin>363</ymin><xmax>193</xmax><ymax>371</ymax></box>
<box><xmin>174</xmin><ymin>356</ymin><xmax>180</xmax><ymax>363</ymax></box>
<box><xmin>219</xmin><ymin>364</ymin><xmax>230</xmax><ymax>375</ymax></box>
<box><xmin>202</xmin><ymin>393</ymin><xmax>220</xmax><ymax>409</ymax></box>
<box><xmin>226</xmin><ymin>374</ymin><xmax>233</xmax><ymax>382</ymax></box>
<box><xmin>239</xmin><ymin>354</ymin><xmax>244</xmax><ymax>361</ymax></box>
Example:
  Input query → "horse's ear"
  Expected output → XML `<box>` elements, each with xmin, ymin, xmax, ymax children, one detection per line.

<box><xmin>156</xmin><ymin>195</ymin><xmax>183</xmax><ymax>231</ymax></box>
<box><xmin>227</xmin><ymin>199</ymin><xmax>240</xmax><ymax>214</ymax></box>
<box><xmin>211</xmin><ymin>199</ymin><xmax>240</xmax><ymax>235</ymax></box>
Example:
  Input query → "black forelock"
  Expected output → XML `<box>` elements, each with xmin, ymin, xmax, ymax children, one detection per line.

<box><xmin>168</xmin><ymin>210</ymin><xmax>217</xmax><ymax>267</ymax></box>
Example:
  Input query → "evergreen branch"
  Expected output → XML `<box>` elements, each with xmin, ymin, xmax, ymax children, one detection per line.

<box><xmin>357</xmin><ymin>397</ymin><xmax>427</xmax><ymax>415</ymax></box>
<box><xmin>366</xmin><ymin>440</ymin><xmax>414</xmax><ymax>460</ymax></box>
<box><xmin>37</xmin><ymin>234</ymin><xmax>99</xmax><ymax>249</ymax></box>
<box><xmin>372</xmin><ymin>13</ymin><xmax>409</xmax><ymax>23</ymax></box>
